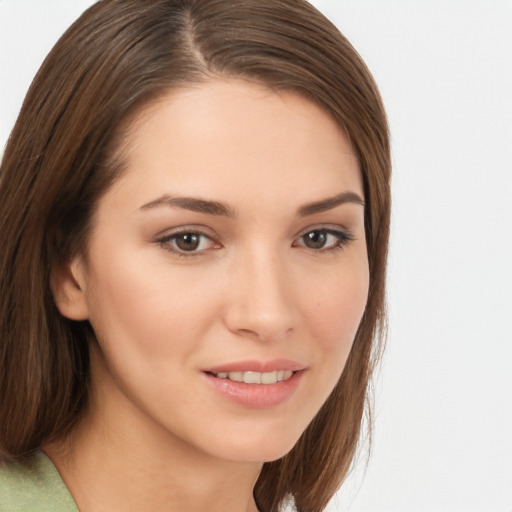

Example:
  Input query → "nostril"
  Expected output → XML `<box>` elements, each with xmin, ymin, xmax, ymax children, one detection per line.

<box><xmin>223</xmin><ymin>279</ymin><xmax>296</xmax><ymax>342</ymax></box>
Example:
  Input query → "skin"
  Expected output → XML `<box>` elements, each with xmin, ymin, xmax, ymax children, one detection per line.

<box><xmin>49</xmin><ymin>79</ymin><xmax>369</xmax><ymax>512</ymax></box>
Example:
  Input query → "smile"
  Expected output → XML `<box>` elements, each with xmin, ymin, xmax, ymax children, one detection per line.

<box><xmin>205</xmin><ymin>368</ymin><xmax>304</xmax><ymax>408</ymax></box>
<box><xmin>213</xmin><ymin>370</ymin><xmax>294</xmax><ymax>385</ymax></box>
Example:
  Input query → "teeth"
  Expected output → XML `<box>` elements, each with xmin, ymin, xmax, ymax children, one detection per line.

<box><xmin>214</xmin><ymin>370</ymin><xmax>293</xmax><ymax>384</ymax></box>
<box><xmin>243</xmin><ymin>371</ymin><xmax>262</xmax><ymax>384</ymax></box>
<box><xmin>228</xmin><ymin>371</ymin><xmax>243</xmax><ymax>382</ymax></box>
<box><xmin>261</xmin><ymin>371</ymin><xmax>276</xmax><ymax>384</ymax></box>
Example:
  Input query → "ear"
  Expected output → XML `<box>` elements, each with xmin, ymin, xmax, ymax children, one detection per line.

<box><xmin>50</xmin><ymin>257</ymin><xmax>90</xmax><ymax>321</ymax></box>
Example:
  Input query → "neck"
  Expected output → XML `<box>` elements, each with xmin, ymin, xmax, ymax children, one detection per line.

<box><xmin>44</xmin><ymin>349</ymin><xmax>262</xmax><ymax>512</ymax></box>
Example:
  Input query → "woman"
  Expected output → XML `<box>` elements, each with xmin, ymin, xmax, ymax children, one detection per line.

<box><xmin>0</xmin><ymin>0</ymin><xmax>390</xmax><ymax>511</ymax></box>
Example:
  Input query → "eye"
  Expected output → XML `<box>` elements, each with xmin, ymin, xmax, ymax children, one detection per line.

<box><xmin>294</xmin><ymin>228</ymin><xmax>353</xmax><ymax>251</ymax></box>
<box><xmin>157</xmin><ymin>230</ymin><xmax>219</xmax><ymax>255</ymax></box>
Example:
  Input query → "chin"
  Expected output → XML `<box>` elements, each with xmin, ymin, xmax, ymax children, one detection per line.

<box><xmin>201</xmin><ymin>421</ymin><xmax>306</xmax><ymax>464</ymax></box>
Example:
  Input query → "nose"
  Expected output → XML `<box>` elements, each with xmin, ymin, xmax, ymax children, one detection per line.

<box><xmin>223</xmin><ymin>246</ymin><xmax>297</xmax><ymax>342</ymax></box>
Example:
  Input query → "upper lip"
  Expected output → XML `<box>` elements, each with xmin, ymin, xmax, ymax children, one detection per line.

<box><xmin>204</xmin><ymin>359</ymin><xmax>305</xmax><ymax>374</ymax></box>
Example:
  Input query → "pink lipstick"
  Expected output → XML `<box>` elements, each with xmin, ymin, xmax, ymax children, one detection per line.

<box><xmin>203</xmin><ymin>359</ymin><xmax>305</xmax><ymax>409</ymax></box>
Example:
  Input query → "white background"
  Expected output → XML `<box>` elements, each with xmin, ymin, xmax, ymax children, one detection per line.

<box><xmin>1</xmin><ymin>2</ymin><xmax>511</xmax><ymax>511</ymax></box>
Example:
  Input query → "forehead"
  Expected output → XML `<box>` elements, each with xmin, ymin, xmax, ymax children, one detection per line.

<box><xmin>103</xmin><ymin>79</ymin><xmax>362</xmax><ymax>214</ymax></box>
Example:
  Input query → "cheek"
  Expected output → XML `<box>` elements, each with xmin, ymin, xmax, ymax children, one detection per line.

<box><xmin>289</xmin><ymin>259</ymin><xmax>369</xmax><ymax>430</ymax></box>
<box><xmin>84</xmin><ymin>251</ymin><xmax>223</xmax><ymax>360</ymax></box>
<box><xmin>303</xmin><ymin>261</ymin><xmax>369</xmax><ymax>357</ymax></box>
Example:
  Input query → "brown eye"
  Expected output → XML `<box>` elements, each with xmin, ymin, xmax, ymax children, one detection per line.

<box><xmin>303</xmin><ymin>230</ymin><xmax>328</xmax><ymax>249</ymax></box>
<box><xmin>158</xmin><ymin>231</ymin><xmax>218</xmax><ymax>255</ymax></box>
<box><xmin>295</xmin><ymin>228</ymin><xmax>353</xmax><ymax>252</ymax></box>
<box><xmin>174</xmin><ymin>233</ymin><xmax>202</xmax><ymax>251</ymax></box>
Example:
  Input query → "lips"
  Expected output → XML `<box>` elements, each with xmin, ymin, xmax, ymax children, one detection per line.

<box><xmin>204</xmin><ymin>358</ymin><xmax>304</xmax><ymax>374</ymax></box>
<box><xmin>202</xmin><ymin>359</ymin><xmax>305</xmax><ymax>408</ymax></box>
<box><xmin>213</xmin><ymin>370</ymin><xmax>293</xmax><ymax>385</ymax></box>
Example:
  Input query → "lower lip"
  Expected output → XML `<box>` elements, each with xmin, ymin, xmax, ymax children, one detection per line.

<box><xmin>204</xmin><ymin>371</ymin><xmax>304</xmax><ymax>409</ymax></box>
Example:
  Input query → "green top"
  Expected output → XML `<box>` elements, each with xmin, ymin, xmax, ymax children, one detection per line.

<box><xmin>0</xmin><ymin>451</ymin><xmax>79</xmax><ymax>511</ymax></box>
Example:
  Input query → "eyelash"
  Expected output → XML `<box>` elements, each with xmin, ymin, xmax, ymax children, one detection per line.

<box><xmin>156</xmin><ymin>227</ymin><xmax>354</xmax><ymax>258</ymax></box>
<box><xmin>156</xmin><ymin>228</ymin><xmax>220</xmax><ymax>257</ymax></box>
<box><xmin>292</xmin><ymin>228</ymin><xmax>355</xmax><ymax>253</ymax></box>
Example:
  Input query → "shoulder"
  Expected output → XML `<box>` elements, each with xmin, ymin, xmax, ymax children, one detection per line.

<box><xmin>0</xmin><ymin>451</ymin><xmax>79</xmax><ymax>512</ymax></box>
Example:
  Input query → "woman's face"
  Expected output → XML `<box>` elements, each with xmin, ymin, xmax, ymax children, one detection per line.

<box><xmin>62</xmin><ymin>80</ymin><xmax>369</xmax><ymax>463</ymax></box>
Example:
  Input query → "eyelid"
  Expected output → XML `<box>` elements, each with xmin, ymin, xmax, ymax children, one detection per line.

<box><xmin>293</xmin><ymin>225</ymin><xmax>355</xmax><ymax>251</ymax></box>
<box><xmin>154</xmin><ymin>223</ymin><xmax>216</xmax><ymax>238</ymax></box>
<box><xmin>294</xmin><ymin>223</ymin><xmax>354</xmax><ymax>240</ymax></box>
<box><xmin>154</xmin><ymin>225</ymin><xmax>222</xmax><ymax>257</ymax></box>
<box><xmin>153</xmin><ymin>223</ymin><xmax>355</xmax><ymax>257</ymax></box>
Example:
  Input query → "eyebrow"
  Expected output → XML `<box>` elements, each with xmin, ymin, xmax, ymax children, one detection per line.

<box><xmin>297</xmin><ymin>191</ymin><xmax>365</xmax><ymax>216</ymax></box>
<box><xmin>139</xmin><ymin>191</ymin><xmax>364</xmax><ymax>218</ymax></box>
<box><xmin>140</xmin><ymin>195</ymin><xmax>236</xmax><ymax>217</ymax></box>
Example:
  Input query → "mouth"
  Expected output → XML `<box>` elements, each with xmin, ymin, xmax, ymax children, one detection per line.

<box><xmin>207</xmin><ymin>370</ymin><xmax>294</xmax><ymax>385</ymax></box>
<box><xmin>202</xmin><ymin>360</ymin><xmax>305</xmax><ymax>408</ymax></box>
<box><xmin>203</xmin><ymin>359</ymin><xmax>307</xmax><ymax>409</ymax></box>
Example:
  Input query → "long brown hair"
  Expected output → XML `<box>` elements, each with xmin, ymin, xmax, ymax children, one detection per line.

<box><xmin>0</xmin><ymin>1</ymin><xmax>390</xmax><ymax>510</ymax></box>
